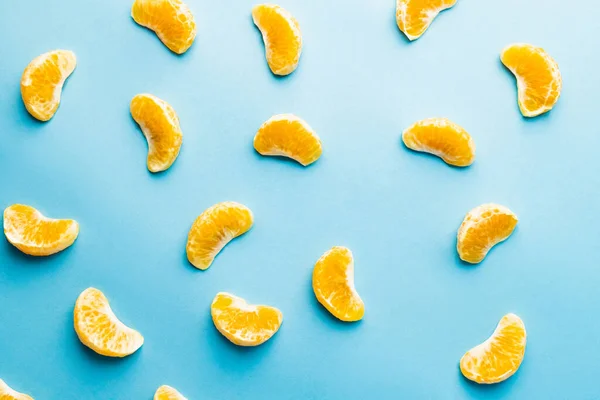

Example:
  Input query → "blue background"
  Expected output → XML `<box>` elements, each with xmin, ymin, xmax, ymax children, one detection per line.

<box><xmin>0</xmin><ymin>0</ymin><xmax>598</xmax><ymax>398</ymax></box>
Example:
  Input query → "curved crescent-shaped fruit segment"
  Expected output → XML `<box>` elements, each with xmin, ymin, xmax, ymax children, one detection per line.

<box><xmin>131</xmin><ymin>0</ymin><xmax>196</xmax><ymax>54</ymax></box>
<box><xmin>154</xmin><ymin>385</ymin><xmax>187</xmax><ymax>400</ymax></box>
<box><xmin>211</xmin><ymin>292</ymin><xmax>283</xmax><ymax>346</ymax></box>
<box><xmin>252</xmin><ymin>4</ymin><xmax>302</xmax><ymax>76</ymax></box>
<box><xmin>0</xmin><ymin>379</ymin><xmax>33</xmax><ymax>400</ymax></box>
<box><xmin>457</xmin><ymin>204</ymin><xmax>518</xmax><ymax>264</ymax></box>
<box><xmin>501</xmin><ymin>43</ymin><xmax>562</xmax><ymax>117</ymax></box>
<box><xmin>186</xmin><ymin>202</ymin><xmax>254</xmax><ymax>270</ymax></box>
<box><xmin>3</xmin><ymin>204</ymin><xmax>79</xmax><ymax>256</ymax></box>
<box><xmin>21</xmin><ymin>50</ymin><xmax>76</xmax><ymax>121</ymax></box>
<box><xmin>402</xmin><ymin>118</ymin><xmax>475</xmax><ymax>167</ymax></box>
<box><xmin>313</xmin><ymin>246</ymin><xmax>364</xmax><ymax>322</ymax></box>
<box><xmin>254</xmin><ymin>114</ymin><xmax>322</xmax><ymax>166</ymax></box>
<box><xmin>396</xmin><ymin>0</ymin><xmax>457</xmax><ymax>41</ymax></box>
<box><xmin>460</xmin><ymin>313</ymin><xmax>526</xmax><ymax>384</ymax></box>
<box><xmin>130</xmin><ymin>94</ymin><xmax>183</xmax><ymax>173</ymax></box>
<box><xmin>74</xmin><ymin>288</ymin><xmax>144</xmax><ymax>357</ymax></box>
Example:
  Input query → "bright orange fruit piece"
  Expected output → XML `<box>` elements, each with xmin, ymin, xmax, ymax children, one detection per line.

<box><xmin>0</xmin><ymin>379</ymin><xmax>33</xmax><ymax>400</ymax></box>
<box><xmin>186</xmin><ymin>202</ymin><xmax>254</xmax><ymax>270</ymax></box>
<box><xmin>131</xmin><ymin>0</ymin><xmax>196</xmax><ymax>54</ymax></box>
<box><xmin>154</xmin><ymin>385</ymin><xmax>187</xmax><ymax>400</ymax></box>
<box><xmin>460</xmin><ymin>313</ymin><xmax>526</xmax><ymax>384</ymax></box>
<box><xmin>501</xmin><ymin>43</ymin><xmax>562</xmax><ymax>117</ymax></box>
<box><xmin>457</xmin><ymin>204</ymin><xmax>518</xmax><ymax>264</ymax></box>
<box><xmin>396</xmin><ymin>0</ymin><xmax>457</xmax><ymax>41</ymax></box>
<box><xmin>402</xmin><ymin>118</ymin><xmax>475</xmax><ymax>167</ymax></box>
<box><xmin>3</xmin><ymin>204</ymin><xmax>79</xmax><ymax>257</ymax></box>
<box><xmin>211</xmin><ymin>292</ymin><xmax>283</xmax><ymax>346</ymax></box>
<box><xmin>252</xmin><ymin>4</ymin><xmax>302</xmax><ymax>76</ymax></box>
<box><xmin>74</xmin><ymin>288</ymin><xmax>144</xmax><ymax>357</ymax></box>
<box><xmin>254</xmin><ymin>114</ymin><xmax>322</xmax><ymax>166</ymax></box>
<box><xmin>20</xmin><ymin>50</ymin><xmax>76</xmax><ymax>121</ymax></box>
<box><xmin>313</xmin><ymin>247</ymin><xmax>364</xmax><ymax>322</ymax></box>
<box><xmin>130</xmin><ymin>94</ymin><xmax>183</xmax><ymax>173</ymax></box>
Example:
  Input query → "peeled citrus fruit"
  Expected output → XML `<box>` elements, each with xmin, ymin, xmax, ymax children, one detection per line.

<box><xmin>501</xmin><ymin>43</ymin><xmax>562</xmax><ymax>117</ymax></box>
<box><xmin>252</xmin><ymin>4</ymin><xmax>302</xmax><ymax>76</ymax></box>
<box><xmin>211</xmin><ymin>292</ymin><xmax>283</xmax><ymax>346</ymax></box>
<box><xmin>0</xmin><ymin>379</ymin><xmax>33</xmax><ymax>400</ymax></box>
<box><xmin>20</xmin><ymin>50</ymin><xmax>76</xmax><ymax>121</ymax></box>
<box><xmin>131</xmin><ymin>0</ymin><xmax>196</xmax><ymax>54</ymax></box>
<box><xmin>74</xmin><ymin>288</ymin><xmax>144</xmax><ymax>357</ymax></box>
<box><xmin>313</xmin><ymin>246</ymin><xmax>364</xmax><ymax>322</ymax></box>
<box><xmin>396</xmin><ymin>0</ymin><xmax>457</xmax><ymax>41</ymax></box>
<box><xmin>154</xmin><ymin>385</ymin><xmax>187</xmax><ymax>400</ymax></box>
<box><xmin>186</xmin><ymin>202</ymin><xmax>254</xmax><ymax>270</ymax></box>
<box><xmin>402</xmin><ymin>118</ymin><xmax>475</xmax><ymax>167</ymax></box>
<box><xmin>254</xmin><ymin>114</ymin><xmax>322</xmax><ymax>166</ymax></box>
<box><xmin>3</xmin><ymin>204</ymin><xmax>79</xmax><ymax>257</ymax></box>
<box><xmin>457</xmin><ymin>204</ymin><xmax>518</xmax><ymax>264</ymax></box>
<box><xmin>460</xmin><ymin>313</ymin><xmax>526</xmax><ymax>384</ymax></box>
<box><xmin>130</xmin><ymin>94</ymin><xmax>183</xmax><ymax>173</ymax></box>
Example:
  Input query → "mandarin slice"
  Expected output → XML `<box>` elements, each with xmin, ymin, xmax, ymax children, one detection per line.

<box><xmin>3</xmin><ymin>204</ymin><xmax>79</xmax><ymax>257</ymax></box>
<box><xmin>20</xmin><ymin>50</ymin><xmax>76</xmax><ymax>121</ymax></box>
<box><xmin>154</xmin><ymin>385</ymin><xmax>187</xmax><ymax>400</ymax></box>
<box><xmin>313</xmin><ymin>246</ymin><xmax>364</xmax><ymax>322</ymax></box>
<box><xmin>402</xmin><ymin>118</ymin><xmax>475</xmax><ymax>167</ymax></box>
<box><xmin>501</xmin><ymin>43</ymin><xmax>562</xmax><ymax>117</ymax></box>
<box><xmin>211</xmin><ymin>292</ymin><xmax>283</xmax><ymax>346</ymax></box>
<box><xmin>457</xmin><ymin>204</ymin><xmax>518</xmax><ymax>264</ymax></box>
<box><xmin>131</xmin><ymin>0</ymin><xmax>197</xmax><ymax>54</ymax></box>
<box><xmin>186</xmin><ymin>202</ymin><xmax>254</xmax><ymax>270</ymax></box>
<box><xmin>252</xmin><ymin>4</ymin><xmax>302</xmax><ymax>76</ymax></box>
<box><xmin>130</xmin><ymin>94</ymin><xmax>183</xmax><ymax>173</ymax></box>
<box><xmin>396</xmin><ymin>0</ymin><xmax>457</xmax><ymax>41</ymax></box>
<box><xmin>74</xmin><ymin>288</ymin><xmax>144</xmax><ymax>357</ymax></box>
<box><xmin>460</xmin><ymin>313</ymin><xmax>526</xmax><ymax>384</ymax></box>
<box><xmin>0</xmin><ymin>379</ymin><xmax>33</xmax><ymax>400</ymax></box>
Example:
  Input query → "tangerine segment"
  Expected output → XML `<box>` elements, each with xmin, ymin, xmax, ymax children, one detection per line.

<box><xmin>252</xmin><ymin>4</ymin><xmax>302</xmax><ymax>76</ymax></box>
<box><xmin>460</xmin><ymin>313</ymin><xmax>526</xmax><ymax>384</ymax></box>
<box><xmin>186</xmin><ymin>202</ymin><xmax>254</xmax><ymax>270</ymax></box>
<box><xmin>396</xmin><ymin>0</ymin><xmax>457</xmax><ymax>41</ymax></box>
<box><xmin>0</xmin><ymin>379</ymin><xmax>33</xmax><ymax>400</ymax></box>
<box><xmin>457</xmin><ymin>204</ymin><xmax>518</xmax><ymax>264</ymax></box>
<box><xmin>3</xmin><ymin>204</ymin><xmax>79</xmax><ymax>257</ymax></box>
<box><xmin>211</xmin><ymin>292</ymin><xmax>283</xmax><ymax>346</ymax></box>
<box><xmin>74</xmin><ymin>288</ymin><xmax>144</xmax><ymax>357</ymax></box>
<box><xmin>501</xmin><ymin>43</ymin><xmax>562</xmax><ymax>117</ymax></box>
<box><xmin>131</xmin><ymin>0</ymin><xmax>196</xmax><ymax>54</ymax></box>
<box><xmin>20</xmin><ymin>50</ymin><xmax>76</xmax><ymax>121</ymax></box>
<box><xmin>402</xmin><ymin>118</ymin><xmax>475</xmax><ymax>167</ymax></box>
<box><xmin>313</xmin><ymin>247</ymin><xmax>364</xmax><ymax>322</ymax></box>
<box><xmin>154</xmin><ymin>385</ymin><xmax>187</xmax><ymax>400</ymax></box>
<box><xmin>254</xmin><ymin>114</ymin><xmax>322</xmax><ymax>166</ymax></box>
<box><xmin>130</xmin><ymin>94</ymin><xmax>183</xmax><ymax>173</ymax></box>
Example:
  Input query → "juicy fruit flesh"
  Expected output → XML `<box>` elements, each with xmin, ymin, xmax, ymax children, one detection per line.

<box><xmin>313</xmin><ymin>246</ymin><xmax>365</xmax><ymax>322</ymax></box>
<box><xmin>74</xmin><ymin>288</ymin><xmax>144</xmax><ymax>357</ymax></box>
<box><xmin>154</xmin><ymin>385</ymin><xmax>187</xmax><ymax>400</ymax></box>
<box><xmin>0</xmin><ymin>379</ymin><xmax>33</xmax><ymax>400</ymax></box>
<box><xmin>3</xmin><ymin>204</ymin><xmax>79</xmax><ymax>256</ymax></box>
<box><xmin>460</xmin><ymin>313</ymin><xmax>526</xmax><ymax>384</ymax></box>
<box><xmin>21</xmin><ymin>50</ymin><xmax>76</xmax><ymax>121</ymax></box>
<box><xmin>252</xmin><ymin>4</ymin><xmax>302</xmax><ymax>75</ymax></box>
<box><xmin>131</xmin><ymin>0</ymin><xmax>197</xmax><ymax>54</ymax></box>
<box><xmin>254</xmin><ymin>114</ymin><xmax>322</xmax><ymax>166</ymax></box>
<box><xmin>402</xmin><ymin>118</ymin><xmax>475</xmax><ymax>167</ymax></box>
<box><xmin>396</xmin><ymin>0</ymin><xmax>457</xmax><ymax>40</ymax></box>
<box><xmin>211</xmin><ymin>292</ymin><xmax>283</xmax><ymax>346</ymax></box>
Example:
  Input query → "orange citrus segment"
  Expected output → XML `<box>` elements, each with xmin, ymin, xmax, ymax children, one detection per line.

<box><xmin>457</xmin><ymin>204</ymin><xmax>518</xmax><ymax>264</ymax></box>
<box><xmin>313</xmin><ymin>246</ymin><xmax>364</xmax><ymax>322</ymax></box>
<box><xmin>154</xmin><ymin>385</ymin><xmax>187</xmax><ymax>400</ymax></box>
<box><xmin>501</xmin><ymin>43</ymin><xmax>562</xmax><ymax>117</ymax></box>
<box><xmin>131</xmin><ymin>0</ymin><xmax>196</xmax><ymax>54</ymax></box>
<box><xmin>0</xmin><ymin>379</ymin><xmax>33</xmax><ymax>400</ymax></box>
<box><xmin>252</xmin><ymin>4</ymin><xmax>302</xmax><ymax>75</ymax></box>
<box><xmin>396</xmin><ymin>0</ymin><xmax>457</xmax><ymax>41</ymax></box>
<box><xmin>20</xmin><ymin>50</ymin><xmax>76</xmax><ymax>121</ymax></box>
<box><xmin>74</xmin><ymin>288</ymin><xmax>144</xmax><ymax>357</ymax></box>
<box><xmin>3</xmin><ymin>204</ymin><xmax>79</xmax><ymax>257</ymax></box>
<box><xmin>130</xmin><ymin>94</ymin><xmax>183</xmax><ymax>173</ymax></box>
<box><xmin>186</xmin><ymin>202</ymin><xmax>254</xmax><ymax>270</ymax></box>
<box><xmin>460</xmin><ymin>313</ymin><xmax>526</xmax><ymax>384</ymax></box>
<box><xmin>254</xmin><ymin>114</ymin><xmax>322</xmax><ymax>166</ymax></box>
<box><xmin>211</xmin><ymin>292</ymin><xmax>283</xmax><ymax>346</ymax></box>
<box><xmin>402</xmin><ymin>118</ymin><xmax>475</xmax><ymax>167</ymax></box>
